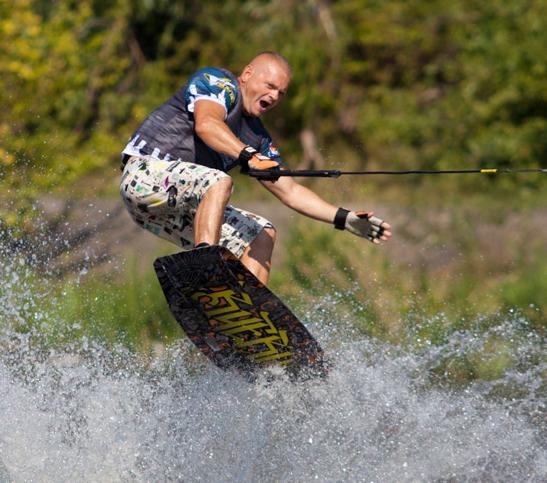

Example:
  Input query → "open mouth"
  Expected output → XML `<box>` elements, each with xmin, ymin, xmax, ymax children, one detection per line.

<box><xmin>259</xmin><ymin>100</ymin><xmax>271</xmax><ymax>110</ymax></box>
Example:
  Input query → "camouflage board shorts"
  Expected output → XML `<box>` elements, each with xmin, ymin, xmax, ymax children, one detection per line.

<box><xmin>120</xmin><ymin>156</ymin><xmax>273</xmax><ymax>257</ymax></box>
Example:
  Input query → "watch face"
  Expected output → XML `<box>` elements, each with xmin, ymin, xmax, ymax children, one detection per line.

<box><xmin>240</xmin><ymin>146</ymin><xmax>257</xmax><ymax>161</ymax></box>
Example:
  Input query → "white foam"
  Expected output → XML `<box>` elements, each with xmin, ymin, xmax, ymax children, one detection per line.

<box><xmin>0</xmin><ymin>233</ymin><xmax>545</xmax><ymax>482</ymax></box>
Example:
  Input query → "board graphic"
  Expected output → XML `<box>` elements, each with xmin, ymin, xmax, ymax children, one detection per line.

<box><xmin>154</xmin><ymin>246</ymin><xmax>326</xmax><ymax>377</ymax></box>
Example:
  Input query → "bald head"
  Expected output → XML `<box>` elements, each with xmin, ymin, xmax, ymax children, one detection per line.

<box><xmin>247</xmin><ymin>51</ymin><xmax>292</xmax><ymax>79</ymax></box>
<box><xmin>238</xmin><ymin>52</ymin><xmax>291</xmax><ymax>117</ymax></box>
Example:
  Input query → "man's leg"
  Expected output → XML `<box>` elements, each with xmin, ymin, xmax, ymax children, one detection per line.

<box><xmin>194</xmin><ymin>177</ymin><xmax>233</xmax><ymax>245</ymax></box>
<box><xmin>240</xmin><ymin>226</ymin><xmax>276</xmax><ymax>285</ymax></box>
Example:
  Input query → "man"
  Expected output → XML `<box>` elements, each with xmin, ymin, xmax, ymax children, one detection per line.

<box><xmin>120</xmin><ymin>51</ymin><xmax>391</xmax><ymax>285</ymax></box>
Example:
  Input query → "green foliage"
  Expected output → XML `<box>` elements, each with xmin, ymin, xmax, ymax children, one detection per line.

<box><xmin>271</xmin><ymin>204</ymin><xmax>546</xmax><ymax>342</ymax></box>
<box><xmin>2</xmin><ymin>0</ymin><xmax>546</xmax><ymax>228</ymax></box>
<box><xmin>0</xmin><ymin>0</ymin><xmax>134</xmax><ymax>223</ymax></box>
<box><xmin>500</xmin><ymin>253</ymin><xmax>547</xmax><ymax>332</ymax></box>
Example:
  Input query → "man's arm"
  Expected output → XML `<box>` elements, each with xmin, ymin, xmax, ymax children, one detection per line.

<box><xmin>194</xmin><ymin>100</ymin><xmax>246</xmax><ymax>158</ymax></box>
<box><xmin>193</xmin><ymin>100</ymin><xmax>279</xmax><ymax>170</ymax></box>
<box><xmin>260</xmin><ymin>176</ymin><xmax>392</xmax><ymax>243</ymax></box>
<box><xmin>260</xmin><ymin>176</ymin><xmax>338</xmax><ymax>222</ymax></box>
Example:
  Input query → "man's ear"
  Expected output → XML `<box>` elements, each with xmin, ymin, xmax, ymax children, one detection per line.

<box><xmin>239</xmin><ymin>64</ymin><xmax>253</xmax><ymax>83</ymax></box>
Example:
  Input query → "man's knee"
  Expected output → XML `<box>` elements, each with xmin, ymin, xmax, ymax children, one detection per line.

<box><xmin>215</xmin><ymin>176</ymin><xmax>234</xmax><ymax>194</ymax></box>
<box><xmin>201</xmin><ymin>175</ymin><xmax>233</xmax><ymax>205</ymax></box>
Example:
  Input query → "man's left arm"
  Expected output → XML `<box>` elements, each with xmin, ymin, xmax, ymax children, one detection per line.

<box><xmin>260</xmin><ymin>177</ymin><xmax>392</xmax><ymax>244</ymax></box>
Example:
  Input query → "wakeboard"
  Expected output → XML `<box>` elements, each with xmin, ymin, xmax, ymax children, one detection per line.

<box><xmin>154</xmin><ymin>245</ymin><xmax>326</xmax><ymax>377</ymax></box>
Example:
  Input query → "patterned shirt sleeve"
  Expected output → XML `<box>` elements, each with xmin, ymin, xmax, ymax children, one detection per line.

<box><xmin>241</xmin><ymin>117</ymin><xmax>284</xmax><ymax>166</ymax></box>
<box><xmin>184</xmin><ymin>67</ymin><xmax>238</xmax><ymax>118</ymax></box>
<box><xmin>259</xmin><ymin>137</ymin><xmax>283</xmax><ymax>164</ymax></box>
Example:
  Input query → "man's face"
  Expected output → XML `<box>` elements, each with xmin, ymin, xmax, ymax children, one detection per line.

<box><xmin>239</xmin><ymin>61</ymin><xmax>290</xmax><ymax>117</ymax></box>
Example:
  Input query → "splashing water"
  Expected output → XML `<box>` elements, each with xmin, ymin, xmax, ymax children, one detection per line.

<box><xmin>0</xmin><ymin>236</ymin><xmax>545</xmax><ymax>482</ymax></box>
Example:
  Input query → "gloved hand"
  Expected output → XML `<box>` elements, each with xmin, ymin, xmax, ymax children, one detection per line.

<box><xmin>333</xmin><ymin>208</ymin><xmax>392</xmax><ymax>244</ymax></box>
<box><xmin>248</xmin><ymin>153</ymin><xmax>279</xmax><ymax>171</ymax></box>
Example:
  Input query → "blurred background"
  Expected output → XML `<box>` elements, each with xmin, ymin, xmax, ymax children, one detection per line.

<box><xmin>0</xmin><ymin>0</ymin><xmax>545</xmax><ymax>377</ymax></box>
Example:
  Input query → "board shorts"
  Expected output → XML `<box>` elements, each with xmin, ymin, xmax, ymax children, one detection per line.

<box><xmin>120</xmin><ymin>156</ymin><xmax>273</xmax><ymax>258</ymax></box>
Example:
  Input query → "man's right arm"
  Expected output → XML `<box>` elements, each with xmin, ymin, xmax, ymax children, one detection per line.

<box><xmin>193</xmin><ymin>100</ymin><xmax>278</xmax><ymax>170</ymax></box>
<box><xmin>194</xmin><ymin>100</ymin><xmax>246</xmax><ymax>158</ymax></box>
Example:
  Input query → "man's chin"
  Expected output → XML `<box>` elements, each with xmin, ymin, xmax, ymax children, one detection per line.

<box><xmin>257</xmin><ymin>106</ymin><xmax>270</xmax><ymax>117</ymax></box>
<box><xmin>244</xmin><ymin>105</ymin><xmax>267</xmax><ymax>117</ymax></box>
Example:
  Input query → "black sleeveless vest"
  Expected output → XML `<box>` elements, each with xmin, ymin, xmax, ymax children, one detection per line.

<box><xmin>123</xmin><ymin>69</ymin><xmax>270</xmax><ymax>173</ymax></box>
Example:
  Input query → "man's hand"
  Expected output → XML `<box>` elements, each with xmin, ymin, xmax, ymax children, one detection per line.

<box><xmin>335</xmin><ymin>209</ymin><xmax>392</xmax><ymax>244</ymax></box>
<box><xmin>248</xmin><ymin>153</ymin><xmax>279</xmax><ymax>170</ymax></box>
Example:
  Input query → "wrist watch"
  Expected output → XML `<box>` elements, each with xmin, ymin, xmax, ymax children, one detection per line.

<box><xmin>238</xmin><ymin>145</ymin><xmax>258</xmax><ymax>171</ymax></box>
